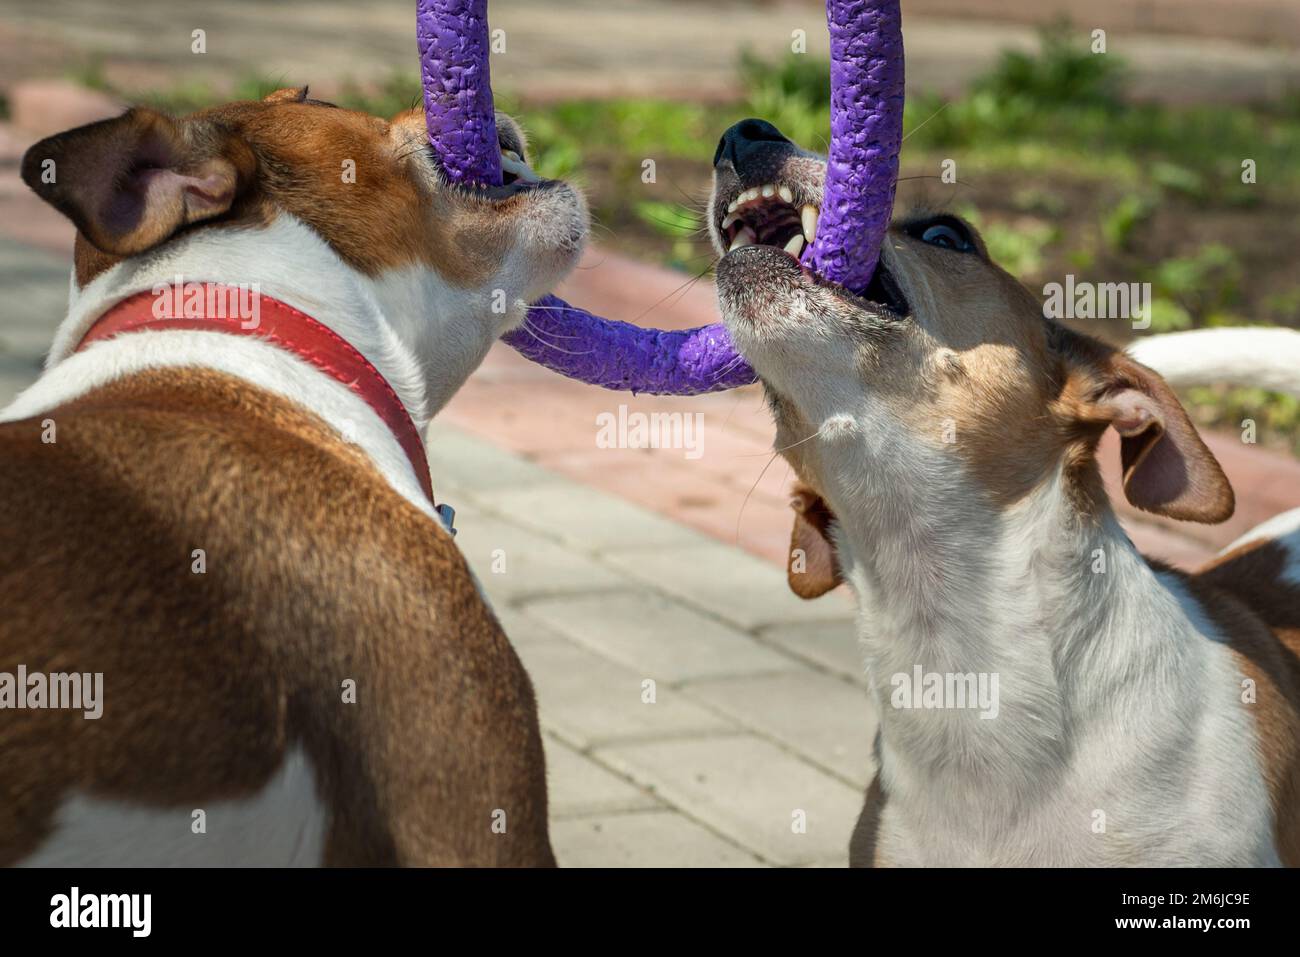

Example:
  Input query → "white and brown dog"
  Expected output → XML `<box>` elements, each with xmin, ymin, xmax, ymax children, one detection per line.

<box><xmin>709</xmin><ymin>119</ymin><xmax>1300</xmax><ymax>866</ymax></box>
<box><xmin>0</xmin><ymin>88</ymin><xmax>587</xmax><ymax>866</ymax></box>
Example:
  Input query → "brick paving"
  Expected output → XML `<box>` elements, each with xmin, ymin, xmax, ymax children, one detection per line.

<box><xmin>424</xmin><ymin>424</ymin><xmax>868</xmax><ymax>866</ymax></box>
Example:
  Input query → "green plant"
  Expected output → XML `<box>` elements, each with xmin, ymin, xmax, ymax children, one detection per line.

<box><xmin>1147</xmin><ymin>244</ymin><xmax>1242</xmax><ymax>322</ymax></box>
<box><xmin>338</xmin><ymin>71</ymin><xmax>422</xmax><ymax>117</ymax></box>
<box><xmin>1100</xmin><ymin>193</ymin><xmax>1155</xmax><ymax>253</ymax></box>
<box><xmin>1264</xmin><ymin>288</ymin><xmax>1300</xmax><ymax>323</ymax></box>
<box><xmin>983</xmin><ymin>221</ymin><xmax>1057</xmax><ymax>278</ymax></box>
<box><xmin>974</xmin><ymin>21</ymin><xmax>1126</xmax><ymax>111</ymax></box>
<box><xmin>1145</xmin><ymin>297</ymin><xmax>1194</xmax><ymax>333</ymax></box>
<box><xmin>634</xmin><ymin>201</ymin><xmax>704</xmax><ymax>270</ymax></box>
<box><xmin>738</xmin><ymin>49</ymin><xmax>831</xmax><ymax>110</ymax></box>
<box><xmin>737</xmin><ymin>50</ymin><xmax>832</xmax><ymax>148</ymax></box>
<box><xmin>1186</xmin><ymin>386</ymin><xmax>1300</xmax><ymax>455</ymax></box>
<box><xmin>66</xmin><ymin>57</ymin><xmax>110</xmax><ymax>93</ymax></box>
<box><xmin>1149</xmin><ymin>161</ymin><xmax>1204</xmax><ymax>200</ymax></box>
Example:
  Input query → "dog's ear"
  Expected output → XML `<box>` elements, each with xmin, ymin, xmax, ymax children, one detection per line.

<box><xmin>1060</xmin><ymin>332</ymin><xmax>1234</xmax><ymax>524</ymax></box>
<box><xmin>21</xmin><ymin>109</ymin><xmax>250</xmax><ymax>256</ymax></box>
<box><xmin>261</xmin><ymin>86</ymin><xmax>310</xmax><ymax>104</ymax></box>
<box><xmin>788</xmin><ymin>484</ymin><xmax>842</xmax><ymax>598</ymax></box>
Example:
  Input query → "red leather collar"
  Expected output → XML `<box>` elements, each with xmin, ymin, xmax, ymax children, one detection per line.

<box><xmin>75</xmin><ymin>282</ymin><xmax>438</xmax><ymax>509</ymax></box>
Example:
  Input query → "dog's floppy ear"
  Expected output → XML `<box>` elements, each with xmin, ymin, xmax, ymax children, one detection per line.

<box><xmin>788</xmin><ymin>484</ymin><xmax>842</xmax><ymax>598</ymax></box>
<box><xmin>1060</xmin><ymin>331</ymin><xmax>1234</xmax><ymax>524</ymax></box>
<box><xmin>21</xmin><ymin>108</ymin><xmax>250</xmax><ymax>256</ymax></box>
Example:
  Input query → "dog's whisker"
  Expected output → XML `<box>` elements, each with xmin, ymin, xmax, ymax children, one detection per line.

<box><xmin>732</xmin><ymin>426</ymin><xmax>824</xmax><ymax>457</ymax></box>
<box><xmin>517</xmin><ymin>319</ymin><xmax>595</xmax><ymax>356</ymax></box>
<box><xmin>734</xmin><ymin>450</ymin><xmax>783</xmax><ymax>546</ymax></box>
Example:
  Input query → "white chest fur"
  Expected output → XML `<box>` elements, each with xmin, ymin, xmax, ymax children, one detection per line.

<box><xmin>837</xmin><ymin>471</ymin><xmax>1277</xmax><ymax>866</ymax></box>
<box><xmin>19</xmin><ymin>747</ymin><xmax>327</xmax><ymax>867</ymax></box>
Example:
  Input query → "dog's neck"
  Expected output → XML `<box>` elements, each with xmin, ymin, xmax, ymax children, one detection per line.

<box><xmin>831</xmin><ymin>444</ymin><xmax>1215</xmax><ymax>806</ymax></box>
<box><xmin>53</xmin><ymin>215</ymin><xmax>513</xmax><ymax>429</ymax></box>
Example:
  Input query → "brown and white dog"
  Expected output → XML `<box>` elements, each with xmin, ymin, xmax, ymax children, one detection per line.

<box><xmin>0</xmin><ymin>88</ymin><xmax>587</xmax><ymax>866</ymax></box>
<box><xmin>708</xmin><ymin>119</ymin><xmax>1300</xmax><ymax>866</ymax></box>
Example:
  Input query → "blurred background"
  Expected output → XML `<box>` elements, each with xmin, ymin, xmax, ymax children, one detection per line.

<box><xmin>2</xmin><ymin>0</ymin><xmax>1298</xmax><ymax>866</ymax></box>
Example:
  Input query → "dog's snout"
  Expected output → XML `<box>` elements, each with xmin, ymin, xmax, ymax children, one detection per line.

<box><xmin>713</xmin><ymin>118</ymin><xmax>793</xmax><ymax>176</ymax></box>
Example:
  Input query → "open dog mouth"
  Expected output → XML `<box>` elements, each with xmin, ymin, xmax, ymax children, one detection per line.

<box><xmin>719</xmin><ymin>181</ymin><xmax>818</xmax><ymax>258</ymax></box>
<box><xmin>715</xmin><ymin>178</ymin><xmax>909</xmax><ymax>319</ymax></box>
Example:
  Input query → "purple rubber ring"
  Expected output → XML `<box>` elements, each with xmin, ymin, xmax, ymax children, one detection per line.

<box><xmin>417</xmin><ymin>0</ymin><xmax>502</xmax><ymax>187</ymax></box>
<box><xmin>802</xmin><ymin>0</ymin><xmax>904</xmax><ymax>292</ymax></box>
<box><xmin>500</xmin><ymin>296</ymin><xmax>756</xmax><ymax>396</ymax></box>
<box><xmin>418</xmin><ymin>0</ymin><xmax>904</xmax><ymax>394</ymax></box>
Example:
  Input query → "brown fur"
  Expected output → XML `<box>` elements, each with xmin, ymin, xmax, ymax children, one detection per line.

<box><xmin>21</xmin><ymin>89</ymin><xmax>524</xmax><ymax>289</ymax></box>
<box><xmin>1188</xmin><ymin>539</ymin><xmax>1300</xmax><ymax>865</ymax></box>
<box><xmin>0</xmin><ymin>369</ymin><xmax>554</xmax><ymax>866</ymax></box>
<box><xmin>848</xmin><ymin>772</ymin><xmax>887</xmax><ymax>868</ymax></box>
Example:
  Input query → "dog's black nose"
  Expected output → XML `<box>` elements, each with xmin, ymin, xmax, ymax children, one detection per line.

<box><xmin>713</xmin><ymin>118</ymin><xmax>792</xmax><ymax>173</ymax></box>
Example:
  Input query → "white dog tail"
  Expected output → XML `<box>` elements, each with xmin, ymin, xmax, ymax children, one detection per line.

<box><xmin>1128</xmin><ymin>328</ymin><xmax>1300</xmax><ymax>398</ymax></box>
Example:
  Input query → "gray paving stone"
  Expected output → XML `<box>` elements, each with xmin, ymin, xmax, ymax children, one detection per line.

<box><xmin>470</xmin><ymin>481</ymin><xmax>701</xmax><ymax>552</ymax></box>
<box><xmin>522</xmin><ymin>589</ymin><xmax>799</xmax><ymax>683</ymax></box>
<box><xmin>425</xmin><ymin>423</ymin><xmax>567</xmax><ymax>492</ymax></box>
<box><xmin>515</xmin><ymin>638</ymin><xmax>734</xmax><ymax>750</ymax></box>
<box><xmin>542</xmin><ymin>736</ymin><xmax>662</xmax><ymax>820</ymax></box>
<box><xmin>452</xmin><ymin>512</ymin><xmax>625</xmax><ymax>603</ymax></box>
<box><xmin>596</xmin><ymin>734</ymin><xmax>863</xmax><ymax>866</ymax></box>
<box><xmin>757</xmin><ymin>619</ymin><xmax>868</xmax><ymax>687</ymax></box>
<box><xmin>485</xmin><ymin>601</ymin><xmax>572</xmax><ymax>654</ymax></box>
<box><xmin>0</xmin><ymin>239</ymin><xmax>66</xmax><ymax>351</ymax></box>
<box><xmin>605</xmin><ymin>540</ymin><xmax>858</xmax><ymax>630</ymax></box>
<box><xmin>683</xmin><ymin>670</ymin><xmax>878</xmax><ymax>788</ymax></box>
<box><xmin>553</xmin><ymin>810</ymin><xmax>764</xmax><ymax>868</ymax></box>
<box><xmin>0</xmin><ymin>368</ymin><xmax>38</xmax><ymax>409</ymax></box>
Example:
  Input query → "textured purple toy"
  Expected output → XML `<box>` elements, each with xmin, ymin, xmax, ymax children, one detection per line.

<box><xmin>801</xmin><ymin>0</ymin><xmax>904</xmax><ymax>291</ymax></box>
<box><xmin>417</xmin><ymin>0</ymin><xmax>502</xmax><ymax>187</ymax></box>
<box><xmin>503</xmin><ymin>296</ymin><xmax>758</xmax><ymax>394</ymax></box>
<box><xmin>417</xmin><ymin>0</ymin><xmax>904</xmax><ymax>394</ymax></box>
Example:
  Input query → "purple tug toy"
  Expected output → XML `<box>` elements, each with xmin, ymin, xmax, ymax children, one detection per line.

<box><xmin>416</xmin><ymin>0</ymin><xmax>904</xmax><ymax>395</ymax></box>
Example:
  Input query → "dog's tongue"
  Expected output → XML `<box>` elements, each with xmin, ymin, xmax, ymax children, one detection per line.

<box><xmin>416</xmin><ymin>0</ymin><xmax>902</xmax><ymax>394</ymax></box>
<box><xmin>417</xmin><ymin>0</ymin><xmax>502</xmax><ymax>187</ymax></box>
<box><xmin>801</xmin><ymin>0</ymin><xmax>904</xmax><ymax>292</ymax></box>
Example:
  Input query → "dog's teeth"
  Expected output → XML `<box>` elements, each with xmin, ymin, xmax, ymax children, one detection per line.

<box><xmin>801</xmin><ymin>205</ymin><xmax>819</xmax><ymax>243</ymax></box>
<box><xmin>729</xmin><ymin>229</ymin><xmax>755</xmax><ymax>251</ymax></box>
<box><xmin>778</xmin><ymin>185</ymin><xmax>794</xmax><ymax>204</ymax></box>
<box><xmin>761</xmin><ymin>184</ymin><xmax>776</xmax><ymax>198</ymax></box>
<box><xmin>500</xmin><ymin>152</ymin><xmax>540</xmax><ymax>183</ymax></box>
<box><xmin>721</xmin><ymin>212</ymin><xmax>738</xmax><ymax>230</ymax></box>
<box><xmin>783</xmin><ymin>233</ymin><xmax>806</xmax><ymax>256</ymax></box>
<box><xmin>741</xmin><ymin>187</ymin><xmax>759</xmax><ymax>205</ymax></box>
<box><xmin>727</xmin><ymin>199</ymin><xmax>739</xmax><ymax>213</ymax></box>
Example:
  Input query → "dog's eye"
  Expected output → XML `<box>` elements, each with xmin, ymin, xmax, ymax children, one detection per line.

<box><xmin>909</xmin><ymin>218</ymin><xmax>974</xmax><ymax>252</ymax></box>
